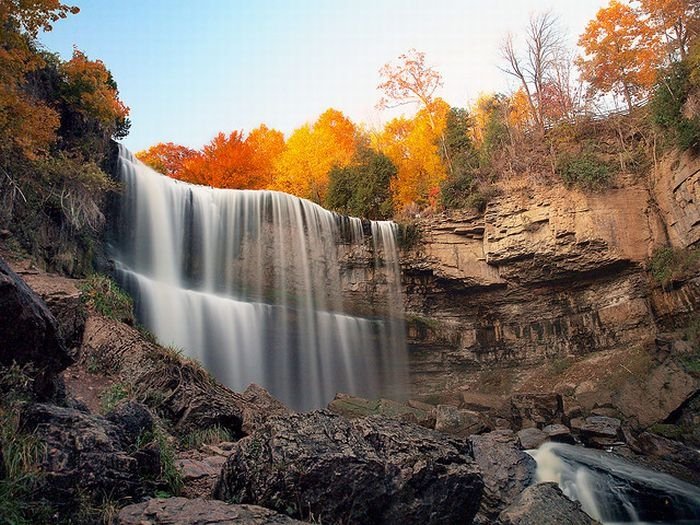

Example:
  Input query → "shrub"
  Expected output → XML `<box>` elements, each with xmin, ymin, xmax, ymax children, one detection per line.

<box><xmin>556</xmin><ymin>150</ymin><xmax>612</xmax><ymax>190</ymax></box>
<box><xmin>99</xmin><ymin>383</ymin><xmax>132</xmax><ymax>413</ymax></box>
<box><xmin>80</xmin><ymin>274</ymin><xmax>134</xmax><ymax>323</ymax></box>
<box><xmin>136</xmin><ymin>427</ymin><xmax>183</xmax><ymax>496</ymax></box>
<box><xmin>649</xmin><ymin>247</ymin><xmax>700</xmax><ymax>289</ymax></box>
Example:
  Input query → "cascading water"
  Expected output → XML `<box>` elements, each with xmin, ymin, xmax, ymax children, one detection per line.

<box><xmin>110</xmin><ymin>146</ymin><xmax>408</xmax><ymax>410</ymax></box>
<box><xmin>531</xmin><ymin>442</ymin><xmax>700</xmax><ymax>524</ymax></box>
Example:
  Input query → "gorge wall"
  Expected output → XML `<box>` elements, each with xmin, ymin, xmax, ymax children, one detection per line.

<box><xmin>392</xmin><ymin>151</ymin><xmax>700</xmax><ymax>401</ymax></box>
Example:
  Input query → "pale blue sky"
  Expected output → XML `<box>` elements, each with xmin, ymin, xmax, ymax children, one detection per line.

<box><xmin>40</xmin><ymin>0</ymin><xmax>608</xmax><ymax>151</ymax></box>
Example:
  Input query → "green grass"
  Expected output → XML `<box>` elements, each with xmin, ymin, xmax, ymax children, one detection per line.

<box><xmin>136</xmin><ymin>427</ymin><xmax>183</xmax><ymax>496</ymax></box>
<box><xmin>80</xmin><ymin>274</ymin><xmax>134</xmax><ymax>323</ymax></box>
<box><xmin>99</xmin><ymin>383</ymin><xmax>132</xmax><ymax>413</ymax></box>
<box><xmin>649</xmin><ymin>247</ymin><xmax>700</xmax><ymax>289</ymax></box>
<box><xmin>181</xmin><ymin>424</ymin><xmax>234</xmax><ymax>450</ymax></box>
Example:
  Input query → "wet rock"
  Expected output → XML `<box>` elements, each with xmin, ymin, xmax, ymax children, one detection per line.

<box><xmin>329</xmin><ymin>394</ymin><xmax>433</xmax><ymax>427</ymax></box>
<box><xmin>118</xmin><ymin>498</ymin><xmax>306</xmax><ymax>524</ymax></box>
<box><xmin>469</xmin><ymin>430</ymin><xmax>537</xmax><ymax>522</ymax></box>
<box><xmin>511</xmin><ymin>393</ymin><xmax>563</xmax><ymax>430</ymax></box>
<box><xmin>630</xmin><ymin>432</ymin><xmax>700</xmax><ymax>484</ymax></box>
<box><xmin>517</xmin><ymin>427</ymin><xmax>547</xmax><ymax>449</ymax></box>
<box><xmin>434</xmin><ymin>404</ymin><xmax>492</xmax><ymax>437</ymax></box>
<box><xmin>579</xmin><ymin>416</ymin><xmax>622</xmax><ymax>448</ymax></box>
<box><xmin>214</xmin><ymin>410</ymin><xmax>483</xmax><ymax>525</ymax></box>
<box><xmin>498</xmin><ymin>482</ymin><xmax>601</xmax><ymax>525</ymax></box>
<box><xmin>543</xmin><ymin>424</ymin><xmax>575</xmax><ymax>444</ymax></box>
<box><xmin>0</xmin><ymin>257</ymin><xmax>74</xmax><ymax>398</ymax></box>
<box><xmin>19</xmin><ymin>402</ymin><xmax>159</xmax><ymax>521</ymax></box>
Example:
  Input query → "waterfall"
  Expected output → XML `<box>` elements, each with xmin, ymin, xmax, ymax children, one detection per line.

<box><xmin>531</xmin><ymin>442</ymin><xmax>700</xmax><ymax>524</ymax></box>
<box><xmin>110</xmin><ymin>146</ymin><xmax>408</xmax><ymax>411</ymax></box>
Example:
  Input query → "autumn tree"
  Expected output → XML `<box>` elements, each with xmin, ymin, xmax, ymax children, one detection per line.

<box><xmin>501</xmin><ymin>12</ymin><xmax>570</xmax><ymax>129</ymax></box>
<box><xmin>640</xmin><ymin>0</ymin><xmax>699</xmax><ymax>59</ymax></box>
<box><xmin>377</xmin><ymin>49</ymin><xmax>453</xmax><ymax>173</ymax></box>
<box><xmin>246</xmin><ymin>124</ymin><xmax>285</xmax><ymax>188</ymax></box>
<box><xmin>578</xmin><ymin>0</ymin><xmax>663</xmax><ymax>111</ymax></box>
<box><xmin>375</xmin><ymin>98</ymin><xmax>449</xmax><ymax>209</ymax></box>
<box><xmin>272</xmin><ymin>109</ymin><xmax>356</xmax><ymax>202</ymax></box>
<box><xmin>0</xmin><ymin>1</ymin><xmax>79</xmax><ymax>158</ymax></box>
<box><xmin>136</xmin><ymin>142</ymin><xmax>197</xmax><ymax>178</ymax></box>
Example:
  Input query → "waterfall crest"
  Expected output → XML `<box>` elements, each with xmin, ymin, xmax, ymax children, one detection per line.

<box><xmin>111</xmin><ymin>146</ymin><xmax>408</xmax><ymax>410</ymax></box>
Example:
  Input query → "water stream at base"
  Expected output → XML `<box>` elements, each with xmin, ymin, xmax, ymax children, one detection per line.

<box><xmin>110</xmin><ymin>146</ymin><xmax>408</xmax><ymax>411</ymax></box>
<box><xmin>531</xmin><ymin>442</ymin><xmax>700</xmax><ymax>524</ymax></box>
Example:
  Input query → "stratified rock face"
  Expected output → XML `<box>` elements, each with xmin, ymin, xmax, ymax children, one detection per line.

<box><xmin>0</xmin><ymin>257</ymin><xmax>74</xmax><ymax>397</ymax></box>
<box><xmin>19</xmin><ymin>401</ymin><xmax>159</xmax><ymax>519</ymax></box>
<box><xmin>469</xmin><ymin>430</ymin><xmax>537</xmax><ymax>522</ymax></box>
<box><xmin>214</xmin><ymin>410</ymin><xmax>483</xmax><ymax>525</ymax></box>
<box><xmin>498</xmin><ymin>482</ymin><xmax>600</xmax><ymax>525</ymax></box>
<box><xmin>118</xmin><ymin>498</ymin><xmax>306</xmax><ymax>525</ymax></box>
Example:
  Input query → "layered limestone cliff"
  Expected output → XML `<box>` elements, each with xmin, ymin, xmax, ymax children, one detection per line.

<box><xmin>400</xmin><ymin>156</ymin><xmax>700</xmax><ymax>419</ymax></box>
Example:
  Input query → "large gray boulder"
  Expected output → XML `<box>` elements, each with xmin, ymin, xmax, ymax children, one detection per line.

<box><xmin>499</xmin><ymin>482</ymin><xmax>600</xmax><ymax>525</ymax></box>
<box><xmin>510</xmin><ymin>393</ymin><xmax>563</xmax><ymax>430</ymax></box>
<box><xmin>214</xmin><ymin>410</ymin><xmax>483</xmax><ymax>525</ymax></box>
<box><xmin>0</xmin><ymin>257</ymin><xmax>74</xmax><ymax>398</ymax></box>
<box><xmin>469</xmin><ymin>430</ymin><xmax>537</xmax><ymax>522</ymax></box>
<box><xmin>118</xmin><ymin>498</ymin><xmax>305</xmax><ymax>524</ymax></box>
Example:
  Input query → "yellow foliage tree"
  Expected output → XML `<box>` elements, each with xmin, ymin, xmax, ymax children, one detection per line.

<box><xmin>640</xmin><ymin>0</ymin><xmax>699</xmax><ymax>59</ymax></box>
<box><xmin>375</xmin><ymin>98</ymin><xmax>449</xmax><ymax>209</ymax></box>
<box><xmin>272</xmin><ymin>108</ymin><xmax>356</xmax><ymax>202</ymax></box>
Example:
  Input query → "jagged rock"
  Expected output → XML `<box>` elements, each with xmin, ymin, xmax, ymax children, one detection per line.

<box><xmin>543</xmin><ymin>424</ymin><xmax>575</xmax><ymax>444</ymax></box>
<box><xmin>80</xmin><ymin>315</ymin><xmax>289</xmax><ymax>436</ymax></box>
<box><xmin>176</xmin><ymin>455</ymin><xmax>228</xmax><ymax>499</ymax></box>
<box><xmin>511</xmin><ymin>393</ymin><xmax>564</xmax><ymax>430</ymax></box>
<box><xmin>434</xmin><ymin>404</ymin><xmax>492</xmax><ymax>437</ymax></box>
<box><xmin>118</xmin><ymin>498</ymin><xmax>306</xmax><ymax>524</ymax></box>
<box><xmin>106</xmin><ymin>400</ymin><xmax>157</xmax><ymax>450</ymax></box>
<box><xmin>469</xmin><ymin>430</ymin><xmax>537</xmax><ymax>522</ymax></box>
<box><xmin>214</xmin><ymin>410</ymin><xmax>483</xmax><ymax>525</ymax></box>
<box><xmin>498</xmin><ymin>482</ymin><xmax>600</xmax><ymax>525</ymax></box>
<box><xmin>15</xmin><ymin>265</ymin><xmax>86</xmax><ymax>349</ymax></box>
<box><xmin>0</xmin><ymin>257</ymin><xmax>74</xmax><ymax>399</ymax></box>
<box><xmin>517</xmin><ymin>427</ymin><xmax>547</xmax><ymax>449</ymax></box>
<box><xmin>19</xmin><ymin>402</ymin><xmax>159</xmax><ymax>520</ymax></box>
<box><xmin>579</xmin><ymin>416</ymin><xmax>622</xmax><ymax>448</ymax></box>
<box><xmin>328</xmin><ymin>394</ymin><xmax>432</xmax><ymax>427</ymax></box>
<box><xmin>630</xmin><ymin>432</ymin><xmax>700</xmax><ymax>484</ymax></box>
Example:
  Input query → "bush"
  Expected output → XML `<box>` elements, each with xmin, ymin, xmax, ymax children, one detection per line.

<box><xmin>649</xmin><ymin>247</ymin><xmax>700</xmax><ymax>289</ymax></box>
<box><xmin>556</xmin><ymin>150</ymin><xmax>612</xmax><ymax>190</ymax></box>
<box><xmin>651</xmin><ymin>60</ymin><xmax>700</xmax><ymax>152</ymax></box>
<box><xmin>80</xmin><ymin>274</ymin><xmax>134</xmax><ymax>323</ymax></box>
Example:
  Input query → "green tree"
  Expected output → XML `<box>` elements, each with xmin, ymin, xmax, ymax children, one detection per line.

<box><xmin>326</xmin><ymin>148</ymin><xmax>396</xmax><ymax>219</ymax></box>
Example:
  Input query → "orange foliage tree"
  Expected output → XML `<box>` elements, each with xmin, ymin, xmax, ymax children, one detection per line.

<box><xmin>272</xmin><ymin>109</ymin><xmax>356</xmax><ymax>202</ymax></box>
<box><xmin>0</xmin><ymin>1</ymin><xmax>79</xmax><ymax>158</ymax></box>
<box><xmin>640</xmin><ymin>0</ymin><xmax>699</xmax><ymax>59</ymax></box>
<box><xmin>374</xmin><ymin>99</ymin><xmax>449</xmax><ymax>209</ymax></box>
<box><xmin>246</xmin><ymin>124</ymin><xmax>286</xmax><ymax>188</ymax></box>
<box><xmin>136</xmin><ymin>142</ymin><xmax>197</xmax><ymax>178</ymax></box>
<box><xmin>578</xmin><ymin>0</ymin><xmax>663</xmax><ymax>110</ymax></box>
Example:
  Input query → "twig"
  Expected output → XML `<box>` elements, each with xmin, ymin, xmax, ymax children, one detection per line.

<box><xmin>1</xmin><ymin>166</ymin><xmax>27</xmax><ymax>203</ymax></box>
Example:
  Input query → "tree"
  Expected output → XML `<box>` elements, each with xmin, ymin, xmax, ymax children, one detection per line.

<box><xmin>326</xmin><ymin>147</ymin><xmax>396</xmax><ymax>219</ymax></box>
<box><xmin>377</xmin><ymin>49</ymin><xmax>452</xmax><ymax>173</ymax></box>
<box><xmin>501</xmin><ymin>12</ymin><xmax>566</xmax><ymax>129</ymax></box>
<box><xmin>640</xmin><ymin>0</ymin><xmax>700</xmax><ymax>59</ymax></box>
<box><xmin>136</xmin><ymin>142</ymin><xmax>197</xmax><ymax>178</ymax></box>
<box><xmin>375</xmin><ymin>99</ymin><xmax>449</xmax><ymax>209</ymax></box>
<box><xmin>578</xmin><ymin>0</ymin><xmax>663</xmax><ymax>111</ymax></box>
<box><xmin>246</xmin><ymin>124</ymin><xmax>285</xmax><ymax>188</ymax></box>
<box><xmin>272</xmin><ymin>108</ymin><xmax>356</xmax><ymax>202</ymax></box>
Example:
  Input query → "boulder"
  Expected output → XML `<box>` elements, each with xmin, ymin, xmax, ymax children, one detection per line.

<box><xmin>517</xmin><ymin>427</ymin><xmax>547</xmax><ymax>449</ymax></box>
<box><xmin>214</xmin><ymin>410</ymin><xmax>483</xmax><ymax>525</ymax></box>
<box><xmin>118</xmin><ymin>498</ymin><xmax>305</xmax><ymax>524</ymax></box>
<box><xmin>329</xmin><ymin>394</ymin><xmax>433</xmax><ymax>427</ymax></box>
<box><xmin>469</xmin><ymin>430</ymin><xmax>537</xmax><ymax>522</ymax></box>
<box><xmin>19</xmin><ymin>402</ymin><xmax>160</xmax><ymax>521</ymax></box>
<box><xmin>81</xmin><ymin>315</ymin><xmax>289</xmax><ymax>436</ymax></box>
<box><xmin>630</xmin><ymin>432</ymin><xmax>700</xmax><ymax>484</ymax></box>
<box><xmin>543</xmin><ymin>424</ymin><xmax>575</xmax><ymax>444</ymax></box>
<box><xmin>511</xmin><ymin>393</ymin><xmax>563</xmax><ymax>430</ymax></box>
<box><xmin>579</xmin><ymin>416</ymin><xmax>622</xmax><ymax>448</ymax></box>
<box><xmin>0</xmin><ymin>257</ymin><xmax>74</xmax><ymax>398</ymax></box>
<box><xmin>434</xmin><ymin>404</ymin><xmax>492</xmax><ymax>437</ymax></box>
<box><xmin>16</xmin><ymin>267</ymin><xmax>86</xmax><ymax>349</ymax></box>
<box><xmin>498</xmin><ymin>482</ymin><xmax>601</xmax><ymax>525</ymax></box>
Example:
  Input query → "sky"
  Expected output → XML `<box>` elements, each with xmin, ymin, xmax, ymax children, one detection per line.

<box><xmin>40</xmin><ymin>0</ymin><xmax>609</xmax><ymax>152</ymax></box>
